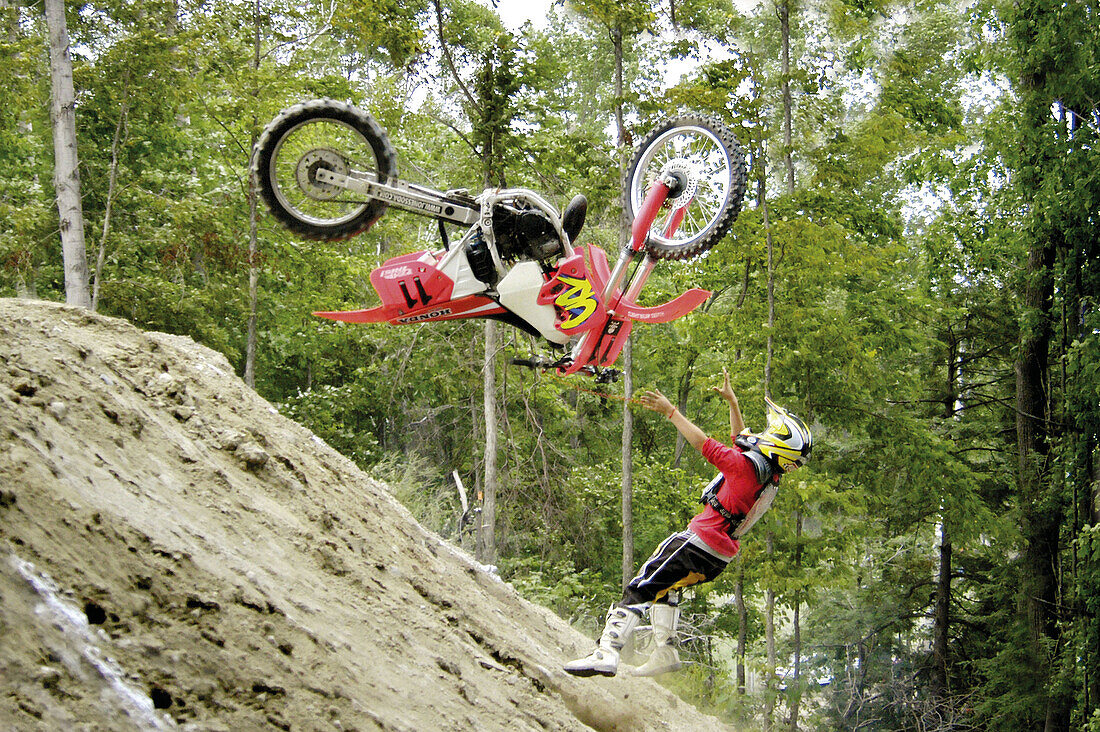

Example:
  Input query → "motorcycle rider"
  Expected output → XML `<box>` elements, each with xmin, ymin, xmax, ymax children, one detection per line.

<box><xmin>563</xmin><ymin>369</ymin><xmax>813</xmax><ymax>678</ymax></box>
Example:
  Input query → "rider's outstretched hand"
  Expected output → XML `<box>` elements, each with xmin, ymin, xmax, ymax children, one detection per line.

<box><xmin>637</xmin><ymin>389</ymin><xmax>675</xmax><ymax>418</ymax></box>
<box><xmin>639</xmin><ymin>387</ymin><xmax>708</xmax><ymax>451</ymax></box>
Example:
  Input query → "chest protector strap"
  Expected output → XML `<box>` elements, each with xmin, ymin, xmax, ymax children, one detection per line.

<box><xmin>699</xmin><ymin>448</ymin><xmax>779</xmax><ymax>539</ymax></box>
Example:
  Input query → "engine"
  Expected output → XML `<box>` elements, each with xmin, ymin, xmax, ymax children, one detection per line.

<box><xmin>492</xmin><ymin>205</ymin><xmax>562</xmax><ymax>262</ymax></box>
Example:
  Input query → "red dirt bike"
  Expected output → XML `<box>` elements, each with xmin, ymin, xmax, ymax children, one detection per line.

<box><xmin>252</xmin><ymin>100</ymin><xmax>747</xmax><ymax>380</ymax></box>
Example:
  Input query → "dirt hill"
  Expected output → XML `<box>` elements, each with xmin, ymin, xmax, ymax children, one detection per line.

<box><xmin>0</xmin><ymin>299</ymin><xmax>732</xmax><ymax>731</ymax></box>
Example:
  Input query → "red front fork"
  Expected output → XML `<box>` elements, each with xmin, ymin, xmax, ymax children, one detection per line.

<box><xmin>610</xmin><ymin>179</ymin><xmax>689</xmax><ymax>309</ymax></box>
<box><xmin>662</xmin><ymin>202</ymin><xmax>687</xmax><ymax>239</ymax></box>
<box><xmin>629</xmin><ymin>180</ymin><xmax>671</xmax><ymax>253</ymax></box>
<box><xmin>559</xmin><ymin>178</ymin><xmax>698</xmax><ymax>374</ymax></box>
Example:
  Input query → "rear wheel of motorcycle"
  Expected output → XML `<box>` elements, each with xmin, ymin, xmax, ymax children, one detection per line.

<box><xmin>624</xmin><ymin>115</ymin><xmax>747</xmax><ymax>261</ymax></box>
<box><xmin>252</xmin><ymin>99</ymin><xmax>397</xmax><ymax>241</ymax></box>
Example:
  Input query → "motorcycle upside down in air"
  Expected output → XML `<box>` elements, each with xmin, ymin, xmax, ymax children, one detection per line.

<box><xmin>252</xmin><ymin>99</ymin><xmax>747</xmax><ymax>380</ymax></box>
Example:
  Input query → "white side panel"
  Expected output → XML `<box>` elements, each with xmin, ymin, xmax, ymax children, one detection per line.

<box><xmin>497</xmin><ymin>262</ymin><xmax>570</xmax><ymax>344</ymax></box>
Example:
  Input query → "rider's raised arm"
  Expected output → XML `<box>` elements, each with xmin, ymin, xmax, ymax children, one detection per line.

<box><xmin>668</xmin><ymin>409</ymin><xmax>709</xmax><ymax>453</ymax></box>
<box><xmin>636</xmin><ymin>389</ymin><xmax>708</xmax><ymax>452</ymax></box>
<box><xmin>711</xmin><ymin>368</ymin><xmax>744</xmax><ymax>438</ymax></box>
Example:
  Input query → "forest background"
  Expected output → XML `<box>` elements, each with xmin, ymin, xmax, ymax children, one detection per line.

<box><xmin>2</xmin><ymin>0</ymin><xmax>1098</xmax><ymax>729</ymax></box>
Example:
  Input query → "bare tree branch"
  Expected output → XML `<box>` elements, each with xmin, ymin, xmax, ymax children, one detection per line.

<box><xmin>433</xmin><ymin>0</ymin><xmax>480</xmax><ymax>112</ymax></box>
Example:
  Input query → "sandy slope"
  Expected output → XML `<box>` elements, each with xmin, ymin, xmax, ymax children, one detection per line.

<box><xmin>0</xmin><ymin>299</ymin><xmax>731</xmax><ymax>731</ymax></box>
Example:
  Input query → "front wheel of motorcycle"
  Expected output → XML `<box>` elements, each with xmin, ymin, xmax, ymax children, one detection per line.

<box><xmin>624</xmin><ymin>115</ymin><xmax>748</xmax><ymax>261</ymax></box>
<box><xmin>252</xmin><ymin>99</ymin><xmax>397</xmax><ymax>241</ymax></box>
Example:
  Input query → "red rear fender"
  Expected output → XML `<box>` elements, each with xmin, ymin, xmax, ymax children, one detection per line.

<box><xmin>370</xmin><ymin>251</ymin><xmax>454</xmax><ymax>313</ymax></box>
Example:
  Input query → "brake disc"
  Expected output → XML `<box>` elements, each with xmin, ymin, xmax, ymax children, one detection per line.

<box><xmin>660</xmin><ymin>159</ymin><xmax>699</xmax><ymax>210</ymax></box>
<box><xmin>295</xmin><ymin>148</ymin><xmax>349</xmax><ymax>201</ymax></box>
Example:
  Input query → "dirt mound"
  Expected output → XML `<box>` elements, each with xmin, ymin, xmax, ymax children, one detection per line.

<box><xmin>0</xmin><ymin>299</ymin><xmax>731</xmax><ymax>731</ymax></box>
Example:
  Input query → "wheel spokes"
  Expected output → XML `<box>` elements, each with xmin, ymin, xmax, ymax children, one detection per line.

<box><xmin>270</xmin><ymin>119</ymin><xmax>377</xmax><ymax>226</ymax></box>
<box><xmin>632</xmin><ymin>126</ymin><xmax>733</xmax><ymax>247</ymax></box>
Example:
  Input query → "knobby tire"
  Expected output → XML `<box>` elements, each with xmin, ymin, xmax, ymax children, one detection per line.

<box><xmin>252</xmin><ymin>99</ymin><xmax>398</xmax><ymax>241</ymax></box>
<box><xmin>624</xmin><ymin>115</ymin><xmax>747</xmax><ymax>261</ymax></box>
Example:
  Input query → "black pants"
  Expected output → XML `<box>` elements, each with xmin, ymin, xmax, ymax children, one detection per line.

<box><xmin>620</xmin><ymin>531</ymin><xmax>729</xmax><ymax>611</ymax></box>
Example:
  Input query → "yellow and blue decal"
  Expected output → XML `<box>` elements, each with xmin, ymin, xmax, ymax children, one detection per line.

<box><xmin>553</xmin><ymin>274</ymin><xmax>600</xmax><ymax>331</ymax></box>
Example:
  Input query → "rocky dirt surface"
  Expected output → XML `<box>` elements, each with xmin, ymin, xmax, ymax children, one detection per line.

<box><xmin>0</xmin><ymin>299</ymin><xmax>731</xmax><ymax>731</ymax></box>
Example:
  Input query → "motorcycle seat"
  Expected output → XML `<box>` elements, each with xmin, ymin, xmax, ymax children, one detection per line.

<box><xmin>562</xmin><ymin>194</ymin><xmax>587</xmax><ymax>243</ymax></box>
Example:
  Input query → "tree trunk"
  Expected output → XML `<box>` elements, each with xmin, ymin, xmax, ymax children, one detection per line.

<box><xmin>245</xmin><ymin>148</ymin><xmax>260</xmax><ymax>388</ymax></box>
<box><xmin>1016</xmin><ymin>93</ymin><xmax>1060</xmax><ymax>732</ymax></box>
<box><xmin>1012</xmin><ymin>238</ymin><xmax>1056</xmax><ymax>638</ymax></box>
<box><xmin>765</xmin><ymin>531</ymin><xmax>777</xmax><ymax>731</ymax></box>
<box><xmin>478</xmin><ymin>320</ymin><xmax>499</xmax><ymax>566</ymax></box>
<box><xmin>611</xmin><ymin>20</ymin><xmax>635</xmax><ymax>590</ymax></box>
<box><xmin>752</xmin><ymin>70</ymin><xmax>779</xmax><ymax>727</ymax></box>
<box><xmin>612</xmin><ymin>26</ymin><xmax>625</xmax><ymax>147</ymax></box>
<box><xmin>1016</xmin><ymin>235</ymin><xmax>1063</xmax><ymax>730</ymax></box>
<box><xmin>1011</xmin><ymin>4</ymin><xmax>1069</xmax><ymax>723</ymax></box>
<box><xmin>789</xmin><ymin>508</ymin><xmax>802</xmax><ymax>732</ymax></box>
<box><xmin>10</xmin><ymin>11</ymin><xmax>34</xmax><ymax>298</ymax></box>
<box><xmin>779</xmin><ymin>12</ymin><xmax>800</xmax><ymax>723</ymax></box>
<box><xmin>761</xmin><ymin>147</ymin><xmax>775</xmax><ymax>394</ymax></box>
<box><xmin>244</xmin><ymin>0</ymin><xmax>261</xmax><ymax>388</ymax></box>
<box><xmin>779</xmin><ymin>0</ymin><xmax>795</xmax><ymax>192</ymax></box>
<box><xmin>736</xmin><ymin>558</ymin><xmax>748</xmax><ymax>693</ymax></box>
<box><xmin>672</xmin><ymin>353</ymin><xmax>697</xmax><ymax>468</ymax></box>
<box><xmin>932</xmin><ymin>519</ymin><xmax>952</xmax><ymax>694</ymax></box>
<box><xmin>931</xmin><ymin>334</ymin><xmax>959</xmax><ymax>695</ymax></box>
<box><xmin>45</xmin><ymin>0</ymin><xmax>90</xmax><ymax>309</ymax></box>
<box><xmin>92</xmin><ymin>97</ymin><xmax>128</xmax><ymax>312</ymax></box>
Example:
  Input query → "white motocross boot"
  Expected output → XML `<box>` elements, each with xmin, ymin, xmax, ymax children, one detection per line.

<box><xmin>632</xmin><ymin>603</ymin><xmax>682</xmax><ymax>677</ymax></box>
<box><xmin>564</xmin><ymin>605</ymin><xmax>641</xmax><ymax>677</ymax></box>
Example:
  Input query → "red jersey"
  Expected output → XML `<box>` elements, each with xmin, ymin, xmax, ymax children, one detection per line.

<box><xmin>688</xmin><ymin>437</ymin><xmax>763</xmax><ymax>558</ymax></box>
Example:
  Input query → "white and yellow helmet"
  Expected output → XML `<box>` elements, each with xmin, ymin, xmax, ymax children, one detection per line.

<box><xmin>740</xmin><ymin>397</ymin><xmax>813</xmax><ymax>473</ymax></box>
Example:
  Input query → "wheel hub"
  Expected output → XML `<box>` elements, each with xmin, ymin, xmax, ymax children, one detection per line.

<box><xmin>659</xmin><ymin>159</ymin><xmax>698</xmax><ymax>210</ymax></box>
<box><xmin>295</xmin><ymin>148</ymin><xmax>348</xmax><ymax>200</ymax></box>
